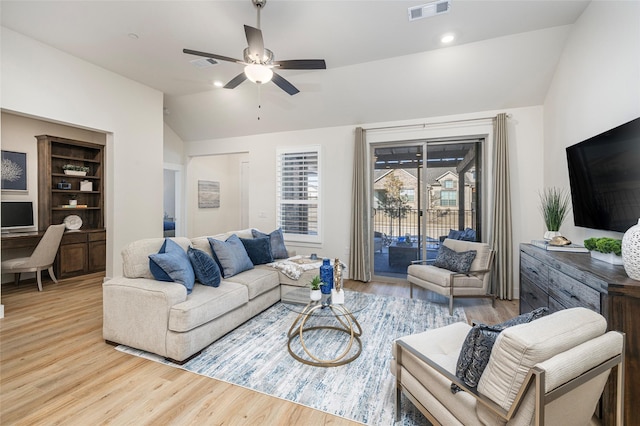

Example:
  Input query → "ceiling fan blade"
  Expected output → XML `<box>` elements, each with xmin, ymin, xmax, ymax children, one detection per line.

<box><xmin>273</xmin><ymin>59</ymin><xmax>327</xmax><ymax>70</ymax></box>
<box><xmin>271</xmin><ymin>72</ymin><xmax>299</xmax><ymax>96</ymax></box>
<box><xmin>183</xmin><ymin>48</ymin><xmax>243</xmax><ymax>65</ymax></box>
<box><xmin>223</xmin><ymin>73</ymin><xmax>248</xmax><ymax>89</ymax></box>
<box><xmin>244</xmin><ymin>25</ymin><xmax>265</xmax><ymax>62</ymax></box>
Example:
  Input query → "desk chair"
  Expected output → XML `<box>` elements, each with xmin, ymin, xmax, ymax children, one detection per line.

<box><xmin>1</xmin><ymin>223</ymin><xmax>66</xmax><ymax>291</ymax></box>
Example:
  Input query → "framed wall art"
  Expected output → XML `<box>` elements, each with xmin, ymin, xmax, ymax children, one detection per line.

<box><xmin>1</xmin><ymin>150</ymin><xmax>28</xmax><ymax>192</ymax></box>
<box><xmin>198</xmin><ymin>180</ymin><xmax>220</xmax><ymax>208</ymax></box>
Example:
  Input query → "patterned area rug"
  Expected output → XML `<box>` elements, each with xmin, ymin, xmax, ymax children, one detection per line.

<box><xmin>116</xmin><ymin>292</ymin><xmax>466</xmax><ymax>425</ymax></box>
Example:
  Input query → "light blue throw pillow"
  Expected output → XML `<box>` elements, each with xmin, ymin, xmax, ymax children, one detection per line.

<box><xmin>149</xmin><ymin>238</ymin><xmax>196</xmax><ymax>294</ymax></box>
<box><xmin>208</xmin><ymin>234</ymin><xmax>254</xmax><ymax>278</ymax></box>
<box><xmin>188</xmin><ymin>247</ymin><xmax>221</xmax><ymax>287</ymax></box>
<box><xmin>251</xmin><ymin>228</ymin><xmax>288</xmax><ymax>259</ymax></box>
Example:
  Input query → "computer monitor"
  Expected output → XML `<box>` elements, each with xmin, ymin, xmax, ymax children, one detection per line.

<box><xmin>1</xmin><ymin>201</ymin><xmax>36</xmax><ymax>233</ymax></box>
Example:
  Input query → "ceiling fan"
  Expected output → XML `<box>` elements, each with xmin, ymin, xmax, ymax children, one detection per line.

<box><xmin>183</xmin><ymin>0</ymin><xmax>326</xmax><ymax>96</ymax></box>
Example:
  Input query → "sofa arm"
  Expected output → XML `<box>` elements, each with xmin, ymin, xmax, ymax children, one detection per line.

<box><xmin>103</xmin><ymin>277</ymin><xmax>187</xmax><ymax>357</ymax></box>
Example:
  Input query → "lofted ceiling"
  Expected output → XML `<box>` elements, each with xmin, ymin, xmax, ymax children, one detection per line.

<box><xmin>1</xmin><ymin>1</ymin><xmax>590</xmax><ymax>141</ymax></box>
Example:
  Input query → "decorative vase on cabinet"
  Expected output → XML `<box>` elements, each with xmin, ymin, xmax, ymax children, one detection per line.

<box><xmin>622</xmin><ymin>218</ymin><xmax>640</xmax><ymax>280</ymax></box>
<box><xmin>319</xmin><ymin>258</ymin><xmax>333</xmax><ymax>294</ymax></box>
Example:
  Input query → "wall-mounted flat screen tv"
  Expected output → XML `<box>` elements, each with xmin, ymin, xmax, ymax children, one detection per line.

<box><xmin>1</xmin><ymin>201</ymin><xmax>35</xmax><ymax>232</ymax></box>
<box><xmin>566</xmin><ymin>117</ymin><xmax>640</xmax><ymax>233</ymax></box>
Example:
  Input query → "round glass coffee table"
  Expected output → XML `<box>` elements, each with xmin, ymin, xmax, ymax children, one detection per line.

<box><xmin>281</xmin><ymin>288</ymin><xmax>369</xmax><ymax>367</ymax></box>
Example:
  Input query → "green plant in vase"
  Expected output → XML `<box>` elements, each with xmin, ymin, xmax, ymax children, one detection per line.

<box><xmin>309</xmin><ymin>275</ymin><xmax>322</xmax><ymax>301</ymax></box>
<box><xmin>539</xmin><ymin>187</ymin><xmax>570</xmax><ymax>240</ymax></box>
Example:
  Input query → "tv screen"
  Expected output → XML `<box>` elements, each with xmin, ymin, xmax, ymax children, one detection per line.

<box><xmin>1</xmin><ymin>201</ymin><xmax>35</xmax><ymax>231</ymax></box>
<box><xmin>566</xmin><ymin>117</ymin><xmax>640</xmax><ymax>233</ymax></box>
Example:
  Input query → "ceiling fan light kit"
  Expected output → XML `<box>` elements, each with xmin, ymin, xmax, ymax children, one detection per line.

<box><xmin>183</xmin><ymin>0</ymin><xmax>325</xmax><ymax>96</ymax></box>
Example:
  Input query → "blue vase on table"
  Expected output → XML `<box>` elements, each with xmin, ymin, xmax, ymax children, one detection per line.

<box><xmin>319</xmin><ymin>258</ymin><xmax>333</xmax><ymax>294</ymax></box>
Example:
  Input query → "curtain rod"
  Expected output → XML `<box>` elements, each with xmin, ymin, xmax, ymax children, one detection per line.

<box><xmin>362</xmin><ymin>114</ymin><xmax>511</xmax><ymax>132</ymax></box>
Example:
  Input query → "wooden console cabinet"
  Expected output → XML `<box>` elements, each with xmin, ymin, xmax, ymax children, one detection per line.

<box><xmin>520</xmin><ymin>243</ymin><xmax>640</xmax><ymax>426</ymax></box>
<box><xmin>37</xmin><ymin>135</ymin><xmax>105</xmax><ymax>279</ymax></box>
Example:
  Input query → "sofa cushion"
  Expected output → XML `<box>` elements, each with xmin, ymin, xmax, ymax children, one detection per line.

<box><xmin>122</xmin><ymin>237</ymin><xmax>192</xmax><ymax>279</ymax></box>
<box><xmin>225</xmin><ymin>267</ymin><xmax>280</xmax><ymax>300</ymax></box>
<box><xmin>187</xmin><ymin>247</ymin><xmax>221</xmax><ymax>287</ymax></box>
<box><xmin>252</xmin><ymin>228</ymin><xmax>288</xmax><ymax>259</ymax></box>
<box><xmin>240</xmin><ymin>236</ymin><xmax>274</xmax><ymax>265</ymax></box>
<box><xmin>208</xmin><ymin>234</ymin><xmax>254</xmax><ymax>278</ymax></box>
<box><xmin>148</xmin><ymin>239</ymin><xmax>196</xmax><ymax>294</ymax></box>
<box><xmin>452</xmin><ymin>307</ymin><xmax>548</xmax><ymax>393</ymax></box>
<box><xmin>434</xmin><ymin>244</ymin><xmax>477</xmax><ymax>273</ymax></box>
<box><xmin>168</xmin><ymin>281</ymin><xmax>249</xmax><ymax>332</ymax></box>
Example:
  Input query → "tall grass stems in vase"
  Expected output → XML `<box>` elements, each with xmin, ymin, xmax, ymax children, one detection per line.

<box><xmin>539</xmin><ymin>187</ymin><xmax>571</xmax><ymax>237</ymax></box>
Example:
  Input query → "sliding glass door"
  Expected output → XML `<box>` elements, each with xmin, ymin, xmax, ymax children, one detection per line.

<box><xmin>372</xmin><ymin>138</ymin><xmax>482</xmax><ymax>280</ymax></box>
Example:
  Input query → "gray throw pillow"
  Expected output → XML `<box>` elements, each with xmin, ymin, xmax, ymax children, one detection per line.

<box><xmin>434</xmin><ymin>244</ymin><xmax>477</xmax><ymax>273</ymax></box>
<box><xmin>251</xmin><ymin>228</ymin><xmax>288</xmax><ymax>259</ymax></box>
<box><xmin>208</xmin><ymin>234</ymin><xmax>254</xmax><ymax>278</ymax></box>
<box><xmin>451</xmin><ymin>307</ymin><xmax>549</xmax><ymax>393</ymax></box>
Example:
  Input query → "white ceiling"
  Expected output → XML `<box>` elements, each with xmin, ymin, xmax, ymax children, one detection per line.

<box><xmin>1</xmin><ymin>0</ymin><xmax>590</xmax><ymax>141</ymax></box>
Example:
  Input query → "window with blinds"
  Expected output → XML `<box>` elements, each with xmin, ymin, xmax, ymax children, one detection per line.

<box><xmin>276</xmin><ymin>146</ymin><xmax>320</xmax><ymax>242</ymax></box>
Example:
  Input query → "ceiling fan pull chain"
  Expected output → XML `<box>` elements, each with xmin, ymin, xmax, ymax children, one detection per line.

<box><xmin>257</xmin><ymin>85</ymin><xmax>262</xmax><ymax>120</ymax></box>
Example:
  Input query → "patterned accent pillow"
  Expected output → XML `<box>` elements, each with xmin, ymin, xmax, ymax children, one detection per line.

<box><xmin>187</xmin><ymin>247</ymin><xmax>221</xmax><ymax>287</ymax></box>
<box><xmin>240</xmin><ymin>237</ymin><xmax>274</xmax><ymax>265</ymax></box>
<box><xmin>148</xmin><ymin>238</ymin><xmax>196</xmax><ymax>294</ymax></box>
<box><xmin>208</xmin><ymin>234</ymin><xmax>254</xmax><ymax>278</ymax></box>
<box><xmin>434</xmin><ymin>244</ymin><xmax>477</xmax><ymax>273</ymax></box>
<box><xmin>451</xmin><ymin>307</ymin><xmax>549</xmax><ymax>393</ymax></box>
<box><xmin>252</xmin><ymin>228</ymin><xmax>288</xmax><ymax>259</ymax></box>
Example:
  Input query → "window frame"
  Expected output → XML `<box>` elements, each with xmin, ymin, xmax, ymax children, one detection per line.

<box><xmin>275</xmin><ymin>145</ymin><xmax>321</xmax><ymax>244</ymax></box>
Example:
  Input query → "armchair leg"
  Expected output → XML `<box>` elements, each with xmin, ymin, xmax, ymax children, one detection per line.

<box><xmin>48</xmin><ymin>266</ymin><xmax>58</xmax><ymax>284</ymax></box>
<box><xmin>13</xmin><ymin>273</ymin><xmax>20</xmax><ymax>286</ymax></box>
<box><xmin>409</xmin><ymin>282</ymin><xmax>413</xmax><ymax>299</ymax></box>
<box><xmin>449</xmin><ymin>296</ymin><xmax>454</xmax><ymax>316</ymax></box>
<box><xmin>36</xmin><ymin>269</ymin><xmax>43</xmax><ymax>292</ymax></box>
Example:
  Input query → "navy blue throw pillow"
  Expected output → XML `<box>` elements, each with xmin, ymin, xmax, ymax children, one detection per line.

<box><xmin>451</xmin><ymin>307</ymin><xmax>549</xmax><ymax>393</ymax></box>
<box><xmin>187</xmin><ymin>247</ymin><xmax>221</xmax><ymax>287</ymax></box>
<box><xmin>251</xmin><ymin>228</ymin><xmax>288</xmax><ymax>259</ymax></box>
<box><xmin>240</xmin><ymin>237</ymin><xmax>274</xmax><ymax>265</ymax></box>
<box><xmin>148</xmin><ymin>238</ymin><xmax>196</xmax><ymax>294</ymax></box>
<box><xmin>434</xmin><ymin>245</ymin><xmax>477</xmax><ymax>274</ymax></box>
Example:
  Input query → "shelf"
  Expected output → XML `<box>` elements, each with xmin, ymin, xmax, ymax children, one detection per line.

<box><xmin>53</xmin><ymin>207</ymin><xmax>100</xmax><ymax>211</ymax></box>
<box><xmin>52</xmin><ymin>173</ymin><xmax>100</xmax><ymax>180</ymax></box>
<box><xmin>51</xmin><ymin>154</ymin><xmax>101</xmax><ymax>163</ymax></box>
<box><xmin>52</xmin><ymin>189</ymin><xmax>101</xmax><ymax>194</ymax></box>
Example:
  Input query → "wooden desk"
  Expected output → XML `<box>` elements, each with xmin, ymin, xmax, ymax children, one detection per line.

<box><xmin>1</xmin><ymin>229</ymin><xmax>105</xmax><ymax>279</ymax></box>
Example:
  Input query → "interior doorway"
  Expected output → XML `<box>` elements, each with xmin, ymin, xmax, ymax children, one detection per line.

<box><xmin>372</xmin><ymin>138</ymin><xmax>483</xmax><ymax>280</ymax></box>
<box><xmin>163</xmin><ymin>164</ymin><xmax>183</xmax><ymax>237</ymax></box>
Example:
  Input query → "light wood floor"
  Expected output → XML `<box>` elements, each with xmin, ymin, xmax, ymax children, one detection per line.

<box><xmin>0</xmin><ymin>274</ymin><xmax>517</xmax><ymax>425</ymax></box>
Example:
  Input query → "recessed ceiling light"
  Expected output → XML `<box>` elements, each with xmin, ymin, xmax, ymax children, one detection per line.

<box><xmin>213</xmin><ymin>81</ymin><xmax>224</xmax><ymax>88</ymax></box>
<box><xmin>441</xmin><ymin>34</ymin><xmax>455</xmax><ymax>44</ymax></box>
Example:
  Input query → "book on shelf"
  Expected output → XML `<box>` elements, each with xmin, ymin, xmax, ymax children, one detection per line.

<box><xmin>531</xmin><ymin>240</ymin><xmax>589</xmax><ymax>253</ymax></box>
<box><xmin>60</xmin><ymin>204</ymin><xmax>88</xmax><ymax>208</ymax></box>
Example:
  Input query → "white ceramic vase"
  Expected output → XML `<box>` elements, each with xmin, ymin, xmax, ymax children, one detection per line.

<box><xmin>310</xmin><ymin>289</ymin><xmax>322</xmax><ymax>301</ymax></box>
<box><xmin>622</xmin><ymin>218</ymin><xmax>640</xmax><ymax>280</ymax></box>
<box><xmin>544</xmin><ymin>230</ymin><xmax>561</xmax><ymax>240</ymax></box>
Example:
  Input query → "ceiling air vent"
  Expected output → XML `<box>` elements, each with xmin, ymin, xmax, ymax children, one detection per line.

<box><xmin>408</xmin><ymin>0</ymin><xmax>450</xmax><ymax>21</ymax></box>
<box><xmin>189</xmin><ymin>57</ymin><xmax>219</xmax><ymax>69</ymax></box>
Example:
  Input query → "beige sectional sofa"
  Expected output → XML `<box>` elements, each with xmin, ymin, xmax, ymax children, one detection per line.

<box><xmin>103</xmin><ymin>229</ymin><xmax>315</xmax><ymax>363</ymax></box>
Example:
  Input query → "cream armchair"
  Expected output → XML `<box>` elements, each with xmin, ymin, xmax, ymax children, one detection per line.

<box><xmin>407</xmin><ymin>238</ymin><xmax>494</xmax><ymax>315</ymax></box>
<box><xmin>391</xmin><ymin>307</ymin><xmax>624</xmax><ymax>425</ymax></box>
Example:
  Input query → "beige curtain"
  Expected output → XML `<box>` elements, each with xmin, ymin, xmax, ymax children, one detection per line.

<box><xmin>349</xmin><ymin>127</ymin><xmax>371</xmax><ymax>282</ymax></box>
<box><xmin>491</xmin><ymin>113</ymin><xmax>513</xmax><ymax>299</ymax></box>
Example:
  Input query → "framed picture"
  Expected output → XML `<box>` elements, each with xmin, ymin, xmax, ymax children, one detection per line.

<box><xmin>198</xmin><ymin>180</ymin><xmax>220</xmax><ymax>208</ymax></box>
<box><xmin>1</xmin><ymin>150</ymin><xmax>28</xmax><ymax>192</ymax></box>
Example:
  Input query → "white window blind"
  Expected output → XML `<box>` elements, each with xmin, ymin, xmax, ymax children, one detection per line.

<box><xmin>276</xmin><ymin>146</ymin><xmax>320</xmax><ymax>242</ymax></box>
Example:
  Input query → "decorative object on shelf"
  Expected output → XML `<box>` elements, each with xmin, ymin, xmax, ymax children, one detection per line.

<box><xmin>309</xmin><ymin>275</ymin><xmax>322</xmax><ymax>301</ymax></box>
<box><xmin>198</xmin><ymin>180</ymin><xmax>220</xmax><ymax>208</ymax></box>
<box><xmin>63</xmin><ymin>214</ymin><xmax>83</xmax><ymax>230</ymax></box>
<box><xmin>62</xmin><ymin>164</ymin><xmax>90</xmax><ymax>176</ymax></box>
<box><xmin>622</xmin><ymin>219</ymin><xmax>640</xmax><ymax>280</ymax></box>
<box><xmin>57</xmin><ymin>180</ymin><xmax>72</xmax><ymax>190</ymax></box>
<box><xmin>1</xmin><ymin>150</ymin><xmax>27</xmax><ymax>192</ymax></box>
<box><xmin>319</xmin><ymin>258</ymin><xmax>333</xmax><ymax>294</ymax></box>
<box><xmin>80</xmin><ymin>180</ymin><xmax>92</xmax><ymax>191</ymax></box>
<box><xmin>584</xmin><ymin>237</ymin><xmax>623</xmax><ymax>265</ymax></box>
<box><xmin>539</xmin><ymin>187</ymin><xmax>570</xmax><ymax>240</ymax></box>
<box><xmin>69</xmin><ymin>194</ymin><xmax>77</xmax><ymax>207</ymax></box>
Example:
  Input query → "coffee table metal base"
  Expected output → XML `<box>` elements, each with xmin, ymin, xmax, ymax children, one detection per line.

<box><xmin>287</xmin><ymin>303</ymin><xmax>363</xmax><ymax>367</ymax></box>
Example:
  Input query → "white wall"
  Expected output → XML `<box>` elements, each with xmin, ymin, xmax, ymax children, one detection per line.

<box><xmin>186</xmin><ymin>153</ymin><xmax>249</xmax><ymax>237</ymax></box>
<box><xmin>543</xmin><ymin>1</ymin><xmax>640</xmax><ymax>243</ymax></box>
<box><xmin>187</xmin><ymin>106</ymin><xmax>544</xmax><ymax>294</ymax></box>
<box><xmin>1</xmin><ymin>27</ymin><xmax>165</xmax><ymax>291</ymax></box>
